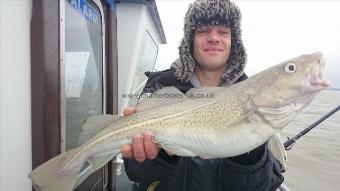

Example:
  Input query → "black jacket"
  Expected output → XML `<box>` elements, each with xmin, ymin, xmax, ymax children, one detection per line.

<box><xmin>124</xmin><ymin>69</ymin><xmax>284</xmax><ymax>191</ymax></box>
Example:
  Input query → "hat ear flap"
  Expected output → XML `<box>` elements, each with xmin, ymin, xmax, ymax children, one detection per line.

<box><xmin>221</xmin><ymin>4</ymin><xmax>247</xmax><ymax>86</ymax></box>
<box><xmin>177</xmin><ymin>39</ymin><xmax>196</xmax><ymax>83</ymax></box>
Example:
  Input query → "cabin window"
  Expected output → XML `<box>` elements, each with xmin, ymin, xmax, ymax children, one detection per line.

<box><xmin>63</xmin><ymin>0</ymin><xmax>105</xmax><ymax>151</ymax></box>
<box><xmin>62</xmin><ymin>0</ymin><xmax>108</xmax><ymax>188</ymax></box>
<box><xmin>129</xmin><ymin>31</ymin><xmax>158</xmax><ymax>106</ymax></box>
<box><xmin>31</xmin><ymin>0</ymin><xmax>116</xmax><ymax>189</ymax></box>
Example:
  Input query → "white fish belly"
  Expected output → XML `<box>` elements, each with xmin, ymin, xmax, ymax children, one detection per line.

<box><xmin>154</xmin><ymin>120</ymin><xmax>274</xmax><ymax>158</ymax></box>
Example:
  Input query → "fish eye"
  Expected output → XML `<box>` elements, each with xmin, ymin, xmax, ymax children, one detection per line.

<box><xmin>284</xmin><ymin>63</ymin><xmax>296</xmax><ymax>73</ymax></box>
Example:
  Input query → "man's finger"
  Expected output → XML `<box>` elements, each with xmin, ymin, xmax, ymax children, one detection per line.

<box><xmin>143</xmin><ymin>131</ymin><xmax>159</xmax><ymax>159</ymax></box>
<box><xmin>132</xmin><ymin>134</ymin><xmax>146</xmax><ymax>162</ymax></box>
<box><xmin>123</xmin><ymin>107</ymin><xmax>136</xmax><ymax>116</ymax></box>
<box><xmin>121</xmin><ymin>145</ymin><xmax>133</xmax><ymax>158</ymax></box>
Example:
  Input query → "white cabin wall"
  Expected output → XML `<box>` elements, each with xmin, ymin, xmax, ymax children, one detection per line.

<box><xmin>117</xmin><ymin>3</ymin><xmax>163</xmax><ymax>113</ymax></box>
<box><xmin>0</xmin><ymin>1</ymin><xmax>32</xmax><ymax>191</ymax></box>
<box><xmin>117</xmin><ymin>3</ymin><xmax>144</xmax><ymax>113</ymax></box>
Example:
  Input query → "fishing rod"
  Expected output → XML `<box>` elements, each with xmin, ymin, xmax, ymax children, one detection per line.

<box><xmin>284</xmin><ymin>105</ymin><xmax>340</xmax><ymax>150</ymax></box>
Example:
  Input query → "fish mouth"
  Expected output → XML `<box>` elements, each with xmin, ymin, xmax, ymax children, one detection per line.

<box><xmin>309</xmin><ymin>53</ymin><xmax>330</xmax><ymax>91</ymax></box>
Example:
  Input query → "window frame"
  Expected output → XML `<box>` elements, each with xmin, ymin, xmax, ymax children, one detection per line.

<box><xmin>31</xmin><ymin>0</ymin><xmax>118</xmax><ymax>190</ymax></box>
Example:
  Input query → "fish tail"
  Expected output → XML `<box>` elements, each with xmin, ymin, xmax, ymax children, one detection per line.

<box><xmin>29</xmin><ymin>149</ymin><xmax>83</xmax><ymax>191</ymax></box>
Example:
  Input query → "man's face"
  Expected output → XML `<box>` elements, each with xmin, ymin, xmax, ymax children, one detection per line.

<box><xmin>193</xmin><ymin>25</ymin><xmax>231</xmax><ymax>71</ymax></box>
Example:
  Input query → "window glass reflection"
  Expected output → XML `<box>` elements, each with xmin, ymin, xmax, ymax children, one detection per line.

<box><xmin>65</xmin><ymin>0</ymin><xmax>103</xmax><ymax>150</ymax></box>
<box><xmin>129</xmin><ymin>31</ymin><xmax>158</xmax><ymax>106</ymax></box>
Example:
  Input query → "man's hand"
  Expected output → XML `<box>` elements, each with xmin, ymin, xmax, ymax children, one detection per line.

<box><xmin>121</xmin><ymin>107</ymin><xmax>160</xmax><ymax>163</ymax></box>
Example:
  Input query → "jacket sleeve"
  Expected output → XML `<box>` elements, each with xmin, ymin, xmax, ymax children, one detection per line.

<box><xmin>124</xmin><ymin>149</ymin><xmax>180</xmax><ymax>182</ymax></box>
<box><xmin>218</xmin><ymin>144</ymin><xmax>284</xmax><ymax>191</ymax></box>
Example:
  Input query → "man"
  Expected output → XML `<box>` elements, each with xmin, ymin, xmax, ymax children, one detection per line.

<box><xmin>121</xmin><ymin>0</ymin><xmax>284</xmax><ymax>190</ymax></box>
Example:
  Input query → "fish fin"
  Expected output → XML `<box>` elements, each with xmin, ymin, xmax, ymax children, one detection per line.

<box><xmin>29</xmin><ymin>149</ymin><xmax>82</xmax><ymax>191</ymax></box>
<box><xmin>268</xmin><ymin>132</ymin><xmax>287</xmax><ymax>172</ymax></box>
<box><xmin>163</xmin><ymin>146</ymin><xmax>197</xmax><ymax>157</ymax></box>
<box><xmin>153</xmin><ymin>136</ymin><xmax>197</xmax><ymax>157</ymax></box>
<box><xmin>257</xmin><ymin>103</ymin><xmax>297</xmax><ymax>128</ymax></box>
<box><xmin>200</xmin><ymin>155</ymin><xmax>213</xmax><ymax>159</ymax></box>
<box><xmin>87</xmin><ymin>150</ymin><xmax>120</xmax><ymax>172</ymax></box>
<box><xmin>185</xmin><ymin>87</ymin><xmax>225</xmax><ymax>99</ymax></box>
<box><xmin>79</xmin><ymin>115</ymin><xmax>120</xmax><ymax>145</ymax></box>
<box><xmin>136</xmin><ymin>86</ymin><xmax>188</xmax><ymax>112</ymax></box>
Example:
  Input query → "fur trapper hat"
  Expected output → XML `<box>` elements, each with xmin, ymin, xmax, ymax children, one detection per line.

<box><xmin>176</xmin><ymin>0</ymin><xmax>247</xmax><ymax>86</ymax></box>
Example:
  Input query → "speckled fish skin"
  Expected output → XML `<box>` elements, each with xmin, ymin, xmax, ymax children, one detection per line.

<box><xmin>82</xmin><ymin>51</ymin><xmax>329</xmax><ymax>158</ymax></box>
<box><xmin>29</xmin><ymin>52</ymin><xmax>330</xmax><ymax>191</ymax></box>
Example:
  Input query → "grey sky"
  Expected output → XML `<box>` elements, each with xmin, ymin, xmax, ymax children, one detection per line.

<box><xmin>155</xmin><ymin>0</ymin><xmax>340</xmax><ymax>89</ymax></box>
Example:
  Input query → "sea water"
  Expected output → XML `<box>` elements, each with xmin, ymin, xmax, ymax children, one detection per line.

<box><xmin>281</xmin><ymin>90</ymin><xmax>340</xmax><ymax>191</ymax></box>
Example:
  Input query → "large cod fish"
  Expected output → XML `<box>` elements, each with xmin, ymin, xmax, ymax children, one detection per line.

<box><xmin>29</xmin><ymin>52</ymin><xmax>330</xmax><ymax>191</ymax></box>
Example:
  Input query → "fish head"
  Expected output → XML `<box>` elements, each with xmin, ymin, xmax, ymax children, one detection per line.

<box><xmin>247</xmin><ymin>52</ymin><xmax>330</xmax><ymax>128</ymax></box>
